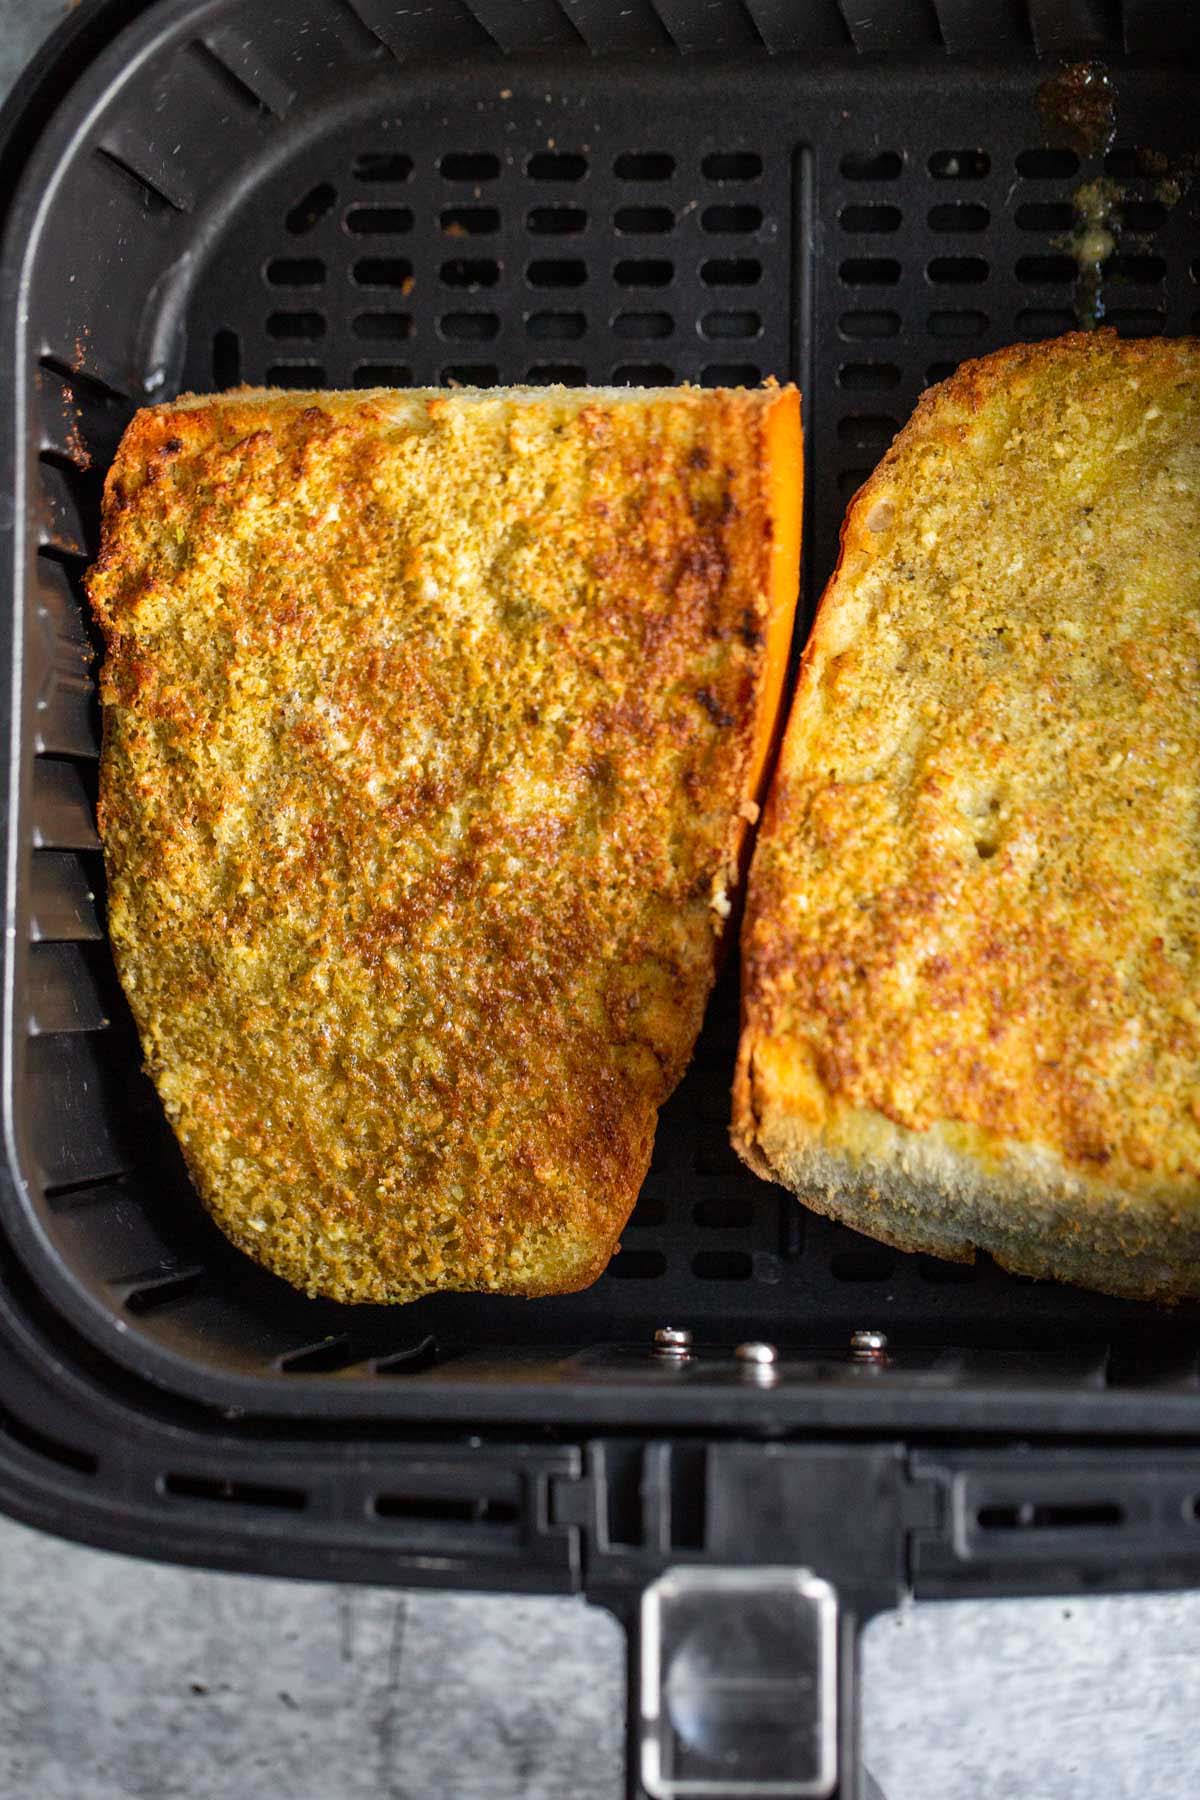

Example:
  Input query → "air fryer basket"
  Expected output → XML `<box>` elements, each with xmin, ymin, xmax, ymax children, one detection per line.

<box><xmin>2</xmin><ymin>4</ymin><xmax>1200</xmax><ymax>1796</ymax></box>
<box><xmin>7</xmin><ymin>2</ymin><xmax>1200</xmax><ymax>1422</ymax></box>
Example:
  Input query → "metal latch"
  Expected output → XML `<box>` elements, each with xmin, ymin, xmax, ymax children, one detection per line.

<box><xmin>639</xmin><ymin>1566</ymin><xmax>838</xmax><ymax>1799</ymax></box>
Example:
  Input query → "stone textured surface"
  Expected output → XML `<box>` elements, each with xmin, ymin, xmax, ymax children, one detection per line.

<box><xmin>864</xmin><ymin>1593</ymin><xmax>1200</xmax><ymax>1800</ymax></box>
<box><xmin>0</xmin><ymin>1514</ymin><xmax>623</xmax><ymax>1800</ymax></box>
<box><xmin>3</xmin><ymin>1503</ymin><xmax>1200</xmax><ymax>1799</ymax></box>
<box><xmin>3</xmin><ymin>3</ymin><xmax>1200</xmax><ymax>1796</ymax></box>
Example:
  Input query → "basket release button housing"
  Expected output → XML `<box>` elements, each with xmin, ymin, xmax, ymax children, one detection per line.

<box><xmin>640</xmin><ymin>1565</ymin><xmax>838</xmax><ymax>1798</ymax></box>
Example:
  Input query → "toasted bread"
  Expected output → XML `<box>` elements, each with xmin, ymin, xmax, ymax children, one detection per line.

<box><xmin>733</xmin><ymin>332</ymin><xmax>1200</xmax><ymax>1302</ymax></box>
<box><xmin>89</xmin><ymin>383</ymin><xmax>800</xmax><ymax>1303</ymax></box>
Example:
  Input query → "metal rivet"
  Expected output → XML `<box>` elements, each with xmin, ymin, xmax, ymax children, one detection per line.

<box><xmin>850</xmin><ymin>1328</ymin><xmax>888</xmax><ymax>1362</ymax></box>
<box><xmin>735</xmin><ymin>1341</ymin><xmax>779</xmax><ymax>1384</ymax></box>
<box><xmin>654</xmin><ymin>1326</ymin><xmax>693</xmax><ymax>1359</ymax></box>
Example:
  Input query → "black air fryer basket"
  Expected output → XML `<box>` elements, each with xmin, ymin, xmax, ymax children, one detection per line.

<box><xmin>2</xmin><ymin>2</ymin><xmax>1200</xmax><ymax>1794</ymax></box>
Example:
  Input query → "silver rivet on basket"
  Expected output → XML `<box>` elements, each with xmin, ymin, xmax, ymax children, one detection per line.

<box><xmin>735</xmin><ymin>1340</ymin><xmax>779</xmax><ymax>1374</ymax></box>
<box><xmin>653</xmin><ymin>1326</ymin><xmax>693</xmax><ymax>1359</ymax></box>
<box><xmin>850</xmin><ymin>1328</ymin><xmax>889</xmax><ymax>1363</ymax></box>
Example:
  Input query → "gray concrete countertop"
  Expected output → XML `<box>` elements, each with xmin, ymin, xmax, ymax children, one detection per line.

<box><xmin>1</xmin><ymin>4</ymin><xmax>1197</xmax><ymax>1795</ymax></box>
<box><xmin>2</xmin><ymin>1504</ymin><xmax>1200</xmax><ymax>1800</ymax></box>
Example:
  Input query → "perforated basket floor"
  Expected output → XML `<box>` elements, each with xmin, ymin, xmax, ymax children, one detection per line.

<box><xmin>4</xmin><ymin>0</ymin><xmax>1200</xmax><ymax>1423</ymax></box>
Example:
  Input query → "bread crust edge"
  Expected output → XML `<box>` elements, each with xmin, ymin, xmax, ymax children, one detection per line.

<box><xmin>733</xmin><ymin>332</ymin><xmax>1200</xmax><ymax>1304</ymax></box>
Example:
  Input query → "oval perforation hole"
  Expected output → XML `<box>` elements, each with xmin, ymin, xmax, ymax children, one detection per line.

<box><xmin>353</xmin><ymin>311</ymin><xmax>413</xmax><ymax>340</ymax></box>
<box><xmin>836</xmin><ymin>413</ymin><xmax>898</xmax><ymax>449</ymax></box>
<box><xmin>1017</xmin><ymin>306</ymin><xmax>1077</xmax><ymax>337</ymax></box>
<box><xmin>440</xmin><ymin>151</ymin><xmax>500</xmax><ymax>181</ymax></box>
<box><xmin>837</xmin><ymin>467</ymin><xmax>872</xmax><ymax>499</ymax></box>
<box><xmin>440</xmin><ymin>255</ymin><xmax>496</xmax><ymax>289</ymax></box>
<box><xmin>212</xmin><ymin>328</ymin><xmax>240</xmax><ymax>386</ymax></box>
<box><xmin>0</xmin><ymin>1408</ymin><xmax>96</xmax><ymax>1476</ymax></box>
<box><xmin>977</xmin><ymin>1501</ymin><xmax>1123</xmax><ymax>1531</ymax></box>
<box><xmin>267</xmin><ymin>311</ymin><xmax>325</xmax><ymax>340</ymax></box>
<box><xmin>1015</xmin><ymin>254</ymin><xmax>1077</xmax><ymax>285</ymax></box>
<box><xmin>1107</xmin><ymin>307</ymin><xmax>1167</xmax><ymax>336</ymax></box>
<box><xmin>124</xmin><ymin>1266</ymin><xmax>207</xmax><ymax>1314</ymax></box>
<box><xmin>1015</xmin><ymin>201</ymin><xmax>1075</xmax><ymax>231</ymax></box>
<box><xmin>266</xmin><ymin>257</ymin><xmax>326</xmax><ymax>287</ymax></box>
<box><xmin>442</xmin><ymin>258</ymin><xmax>499</xmax><ymax>289</ymax></box>
<box><xmin>614</xmin><ymin>310</ymin><xmax>674</xmax><ymax>339</ymax></box>
<box><xmin>345</xmin><ymin>205</ymin><xmax>413</xmax><ymax>235</ymax></box>
<box><xmin>528</xmin><ymin>205</ymin><xmax>587</xmax><ymax>235</ymax></box>
<box><xmin>918</xmin><ymin>1255</ymin><xmax>980</xmax><ymax>1284</ymax></box>
<box><xmin>607</xmin><ymin>1248</ymin><xmax>667</xmax><ymax>1279</ymax></box>
<box><xmin>528</xmin><ymin>151</ymin><xmax>588</xmax><ymax>181</ymax></box>
<box><xmin>355</xmin><ymin>257</ymin><xmax>414</xmax><ymax>289</ymax></box>
<box><xmin>702</xmin><ymin>152</ymin><xmax>762</xmax><ymax>181</ymax></box>
<box><xmin>701</xmin><ymin>309</ymin><xmax>761</xmax><ymax>339</ymax></box>
<box><xmin>278</xmin><ymin>1336</ymin><xmax>354</xmax><ymax>1373</ymax></box>
<box><xmin>526</xmin><ymin>362</ymin><xmax>586</xmax><ymax>384</ymax></box>
<box><xmin>929</xmin><ymin>149</ymin><xmax>989</xmax><ymax>179</ymax></box>
<box><xmin>1118</xmin><ymin>200</ymin><xmax>1168</xmax><ymax>232</ymax></box>
<box><xmin>694</xmin><ymin>1196</ymin><xmax>753</xmax><ymax>1229</ymax></box>
<box><xmin>839</xmin><ymin>361</ymin><xmax>901</xmax><ymax>389</ymax></box>
<box><xmin>353</xmin><ymin>364</ymin><xmax>411</xmax><ymax>387</ymax></box>
<box><xmin>616</xmin><ymin>258</ymin><xmax>674</xmax><ymax>287</ymax></box>
<box><xmin>527</xmin><ymin>310</ymin><xmax>586</xmax><ymax>340</ymax></box>
<box><xmin>839</xmin><ymin>309</ymin><xmax>900</xmax><ymax>339</ymax></box>
<box><xmin>840</xmin><ymin>258</ymin><xmax>901</xmax><ymax>286</ymax></box>
<box><xmin>702</xmin><ymin>363</ymin><xmax>760</xmax><ymax>386</ymax></box>
<box><xmin>615</xmin><ymin>205</ymin><xmax>674</xmax><ymax>234</ymax></box>
<box><xmin>628</xmin><ymin>1194</ymin><xmax>669</xmax><ymax>1228</ymax></box>
<box><xmin>373</xmin><ymin>1493</ymin><xmax>518</xmax><ymax>1524</ymax></box>
<box><xmin>286</xmin><ymin>182</ymin><xmax>337</xmax><ymax>234</ymax></box>
<box><xmin>373</xmin><ymin>1335</ymin><xmax>439</xmax><ymax>1375</ymax></box>
<box><xmin>929</xmin><ymin>308</ymin><xmax>987</xmax><ymax>338</ymax></box>
<box><xmin>840</xmin><ymin>150</ymin><xmax>902</xmax><ymax>180</ymax></box>
<box><xmin>163</xmin><ymin>1473</ymin><xmax>306</xmax><ymax>1510</ymax></box>
<box><xmin>441</xmin><ymin>206</ymin><xmax>499</xmax><ymax>236</ymax></box>
<box><xmin>355</xmin><ymin>152</ymin><xmax>413</xmax><ymax>182</ymax></box>
<box><xmin>692</xmin><ymin>1249</ymin><xmax>753</xmax><ymax>1280</ymax></box>
<box><xmin>928</xmin><ymin>255</ymin><xmax>988</xmax><ymax>284</ymax></box>
<box><xmin>927</xmin><ymin>360</ymin><xmax>958</xmax><ymax>384</ymax></box>
<box><xmin>701</xmin><ymin>204</ymin><xmax>762</xmax><ymax>233</ymax></box>
<box><xmin>1016</xmin><ymin>147</ymin><xmax>1080</xmax><ymax>178</ymax></box>
<box><xmin>439</xmin><ymin>311</ymin><xmax>499</xmax><ymax>341</ymax></box>
<box><xmin>1109</xmin><ymin>252</ymin><xmax>1166</xmax><ymax>284</ymax></box>
<box><xmin>441</xmin><ymin>364</ymin><xmax>498</xmax><ymax>386</ymax></box>
<box><xmin>265</xmin><ymin>364</ymin><xmax>326</xmax><ymax>388</ymax></box>
<box><xmin>612</xmin><ymin>362</ymin><xmax>674</xmax><ymax>384</ymax></box>
<box><xmin>928</xmin><ymin>202</ymin><xmax>989</xmax><ymax>233</ymax></box>
<box><xmin>839</xmin><ymin>204</ymin><xmax>902</xmax><ymax>234</ymax></box>
<box><xmin>701</xmin><ymin>257</ymin><xmax>760</xmax><ymax>287</ymax></box>
<box><xmin>831</xmin><ymin>1247</ymin><xmax>896</xmax><ymax>1281</ymax></box>
<box><xmin>528</xmin><ymin>258</ymin><xmax>586</xmax><ymax>288</ymax></box>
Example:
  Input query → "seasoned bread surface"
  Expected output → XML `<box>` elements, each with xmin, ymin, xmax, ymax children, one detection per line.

<box><xmin>734</xmin><ymin>333</ymin><xmax>1200</xmax><ymax>1301</ymax></box>
<box><xmin>89</xmin><ymin>384</ymin><xmax>800</xmax><ymax>1303</ymax></box>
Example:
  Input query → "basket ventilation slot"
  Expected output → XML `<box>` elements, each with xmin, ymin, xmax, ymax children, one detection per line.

<box><xmin>204</xmin><ymin>139</ymin><xmax>780</xmax><ymax>392</ymax></box>
<box><xmin>163</xmin><ymin>1472</ymin><xmax>306</xmax><ymax>1510</ymax></box>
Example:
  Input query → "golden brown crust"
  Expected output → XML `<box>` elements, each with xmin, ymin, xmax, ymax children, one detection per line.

<box><xmin>734</xmin><ymin>332</ymin><xmax>1200</xmax><ymax>1302</ymax></box>
<box><xmin>89</xmin><ymin>383</ymin><xmax>799</xmax><ymax>1303</ymax></box>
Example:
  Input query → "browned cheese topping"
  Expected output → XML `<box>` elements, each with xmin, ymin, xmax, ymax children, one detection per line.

<box><xmin>89</xmin><ymin>384</ymin><xmax>798</xmax><ymax>1302</ymax></box>
<box><xmin>736</xmin><ymin>334</ymin><xmax>1200</xmax><ymax>1298</ymax></box>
